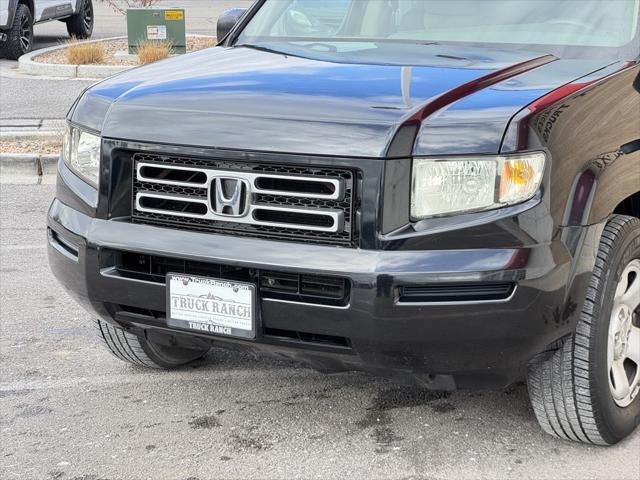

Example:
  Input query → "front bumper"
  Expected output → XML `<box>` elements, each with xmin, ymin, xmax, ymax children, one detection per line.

<box><xmin>47</xmin><ymin>188</ymin><xmax>596</xmax><ymax>389</ymax></box>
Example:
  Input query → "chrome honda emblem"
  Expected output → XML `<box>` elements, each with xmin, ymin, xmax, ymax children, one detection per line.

<box><xmin>211</xmin><ymin>176</ymin><xmax>251</xmax><ymax>217</ymax></box>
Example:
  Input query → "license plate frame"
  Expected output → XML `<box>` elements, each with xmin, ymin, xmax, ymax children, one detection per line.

<box><xmin>166</xmin><ymin>273</ymin><xmax>256</xmax><ymax>339</ymax></box>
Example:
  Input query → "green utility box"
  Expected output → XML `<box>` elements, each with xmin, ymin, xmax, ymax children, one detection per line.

<box><xmin>126</xmin><ymin>8</ymin><xmax>186</xmax><ymax>54</ymax></box>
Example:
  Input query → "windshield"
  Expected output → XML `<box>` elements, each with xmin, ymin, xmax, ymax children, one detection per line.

<box><xmin>237</xmin><ymin>0</ymin><xmax>640</xmax><ymax>56</ymax></box>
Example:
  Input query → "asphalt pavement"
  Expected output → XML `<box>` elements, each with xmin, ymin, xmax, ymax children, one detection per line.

<box><xmin>0</xmin><ymin>0</ymin><xmax>252</xmax><ymax>121</ymax></box>
<box><xmin>0</xmin><ymin>182</ymin><xmax>639</xmax><ymax>480</ymax></box>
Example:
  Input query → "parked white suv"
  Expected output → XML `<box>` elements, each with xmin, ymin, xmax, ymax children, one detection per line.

<box><xmin>0</xmin><ymin>0</ymin><xmax>93</xmax><ymax>59</ymax></box>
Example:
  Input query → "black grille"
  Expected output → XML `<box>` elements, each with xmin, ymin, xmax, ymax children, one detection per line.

<box><xmin>263</xmin><ymin>328</ymin><xmax>351</xmax><ymax>348</ymax></box>
<box><xmin>111</xmin><ymin>251</ymin><xmax>350</xmax><ymax>307</ymax></box>
<box><xmin>111</xmin><ymin>306</ymin><xmax>352</xmax><ymax>350</ymax></box>
<box><xmin>398</xmin><ymin>283</ymin><xmax>516</xmax><ymax>303</ymax></box>
<box><xmin>130</xmin><ymin>152</ymin><xmax>357</xmax><ymax>246</ymax></box>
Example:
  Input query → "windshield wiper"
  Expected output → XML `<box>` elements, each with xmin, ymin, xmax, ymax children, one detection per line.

<box><xmin>235</xmin><ymin>43</ymin><xmax>286</xmax><ymax>55</ymax></box>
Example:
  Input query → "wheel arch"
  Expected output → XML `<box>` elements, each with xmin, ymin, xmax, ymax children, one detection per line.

<box><xmin>562</xmin><ymin>136</ymin><xmax>640</xmax><ymax>227</ymax></box>
<box><xmin>587</xmin><ymin>140</ymin><xmax>640</xmax><ymax>225</ymax></box>
<box><xmin>17</xmin><ymin>0</ymin><xmax>33</xmax><ymax>16</ymax></box>
<box><xmin>2</xmin><ymin>0</ymin><xmax>19</xmax><ymax>29</ymax></box>
<box><xmin>73</xmin><ymin>0</ymin><xmax>86</xmax><ymax>15</ymax></box>
<box><xmin>613</xmin><ymin>190</ymin><xmax>640</xmax><ymax>220</ymax></box>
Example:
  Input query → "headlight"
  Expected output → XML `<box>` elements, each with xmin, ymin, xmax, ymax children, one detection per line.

<box><xmin>411</xmin><ymin>152</ymin><xmax>546</xmax><ymax>219</ymax></box>
<box><xmin>62</xmin><ymin>123</ymin><xmax>101</xmax><ymax>188</ymax></box>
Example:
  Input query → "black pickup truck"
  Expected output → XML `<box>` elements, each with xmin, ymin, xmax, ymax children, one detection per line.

<box><xmin>48</xmin><ymin>0</ymin><xmax>640</xmax><ymax>445</ymax></box>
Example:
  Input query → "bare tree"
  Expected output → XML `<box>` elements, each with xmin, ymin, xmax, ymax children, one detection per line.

<box><xmin>98</xmin><ymin>0</ymin><xmax>163</xmax><ymax>14</ymax></box>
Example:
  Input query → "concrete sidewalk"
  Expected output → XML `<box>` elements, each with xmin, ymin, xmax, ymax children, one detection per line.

<box><xmin>0</xmin><ymin>118</ymin><xmax>65</xmax><ymax>138</ymax></box>
<box><xmin>0</xmin><ymin>119</ymin><xmax>62</xmax><ymax>180</ymax></box>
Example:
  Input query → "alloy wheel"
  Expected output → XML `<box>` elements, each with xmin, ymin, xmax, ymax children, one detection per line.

<box><xmin>82</xmin><ymin>0</ymin><xmax>93</xmax><ymax>33</ymax></box>
<box><xmin>19</xmin><ymin>13</ymin><xmax>31</xmax><ymax>52</ymax></box>
<box><xmin>608</xmin><ymin>258</ymin><xmax>640</xmax><ymax>407</ymax></box>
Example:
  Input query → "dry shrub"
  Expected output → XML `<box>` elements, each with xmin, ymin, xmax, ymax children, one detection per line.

<box><xmin>137</xmin><ymin>41</ymin><xmax>174</xmax><ymax>65</ymax></box>
<box><xmin>65</xmin><ymin>39</ymin><xmax>105</xmax><ymax>64</ymax></box>
<box><xmin>191</xmin><ymin>36</ymin><xmax>216</xmax><ymax>50</ymax></box>
<box><xmin>100</xmin><ymin>0</ymin><xmax>162</xmax><ymax>15</ymax></box>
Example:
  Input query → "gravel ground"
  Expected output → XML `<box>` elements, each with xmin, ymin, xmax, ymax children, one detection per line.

<box><xmin>1</xmin><ymin>182</ymin><xmax>639</xmax><ymax>480</ymax></box>
<box><xmin>0</xmin><ymin>139</ymin><xmax>62</xmax><ymax>154</ymax></box>
<box><xmin>34</xmin><ymin>36</ymin><xmax>217</xmax><ymax>66</ymax></box>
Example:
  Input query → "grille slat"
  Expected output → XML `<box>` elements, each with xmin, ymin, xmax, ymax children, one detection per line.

<box><xmin>260</xmin><ymin>271</ymin><xmax>299</xmax><ymax>292</ymax></box>
<box><xmin>130</xmin><ymin>153</ymin><xmax>356</xmax><ymax>246</ymax></box>
<box><xmin>109</xmin><ymin>252</ymin><xmax>350</xmax><ymax>307</ymax></box>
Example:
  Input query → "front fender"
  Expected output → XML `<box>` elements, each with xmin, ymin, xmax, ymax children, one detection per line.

<box><xmin>503</xmin><ymin>63</ymin><xmax>640</xmax><ymax>228</ymax></box>
<box><xmin>0</xmin><ymin>0</ymin><xmax>19</xmax><ymax>30</ymax></box>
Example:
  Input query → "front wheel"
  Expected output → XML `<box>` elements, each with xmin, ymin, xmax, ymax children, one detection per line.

<box><xmin>65</xmin><ymin>0</ymin><xmax>94</xmax><ymax>39</ymax></box>
<box><xmin>95</xmin><ymin>319</ymin><xmax>209</xmax><ymax>369</ymax></box>
<box><xmin>528</xmin><ymin>215</ymin><xmax>640</xmax><ymax>444</ymax></box>
<box><xmin>0</xmin><ymin>4</ymin><xmax>33</xmax><ymax>60</ymax></box>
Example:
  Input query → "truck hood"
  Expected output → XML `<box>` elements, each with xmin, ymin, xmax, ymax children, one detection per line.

<box><xmin>72</xmin><ymin>44</ymin><xmax>615</xmax><ymax>157</ymax></box>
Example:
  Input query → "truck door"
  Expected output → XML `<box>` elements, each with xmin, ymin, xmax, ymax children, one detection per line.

<box><xmin>35</xmin><ymin>0</ymin><xmax>74</xmax><ymax>22</ymax></box>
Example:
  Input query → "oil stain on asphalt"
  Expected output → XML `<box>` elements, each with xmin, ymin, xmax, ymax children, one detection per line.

<box><xmin>188</xmin><ymin>415</ymin><xmax>221</xmax><ymax>429</ymax></box>
<box><xmin>356</xmin><ymin>386</ymin><xmax>452</xmax><ymax>453</ymax></box>
<box><xmin>229</xmin><ymin>426</ymin><xmax>273</xmax><ymax>452</ymax></box>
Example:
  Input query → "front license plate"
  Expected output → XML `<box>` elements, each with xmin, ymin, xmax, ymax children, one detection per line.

<box><xmin>167</xmin><ymin>274</ymin><xmax>255</xmax><ymax>339</ymax></box>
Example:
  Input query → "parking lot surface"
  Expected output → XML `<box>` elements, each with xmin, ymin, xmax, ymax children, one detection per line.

<box><xmin>1</xmin><ymin>183</ymin><xmax>639</xmax><ymax>480</ymax></box>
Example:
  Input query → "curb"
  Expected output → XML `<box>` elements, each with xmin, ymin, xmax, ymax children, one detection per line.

<box><xmin>18</xmin><ymin>34</ymin><xmax>217</xmax><ymax>79</ymax></box>
<box><xmin>0</xmin><ymin>153</ymin><xmax>59</xmax><ymax>177</ymax></box>
<box><xmin>19</xmin><ymin>36</ymin><xmax>132</xmax><ymax>79</ymax></box>
<box><xmin>0</xmin><ymin>131</ymin><xmax>61</xmax><ymax>140</ymax></box>
<box><xmin>1</xmin><ymin>119</ymin><xmax>65</xmax><ymax>140</ymax></box>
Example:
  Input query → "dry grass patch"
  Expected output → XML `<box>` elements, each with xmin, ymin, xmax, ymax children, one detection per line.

<box><xmin>137</xmin><ymin>41</ymin><xmax>174</xmax><ymax>65</ymax></box>
<box><xmin>64</xmin><ymin>39</ymin><xmax>105</xmax><ymax>64</ymax></box>
<box><xmin>35</xmin><ymin>36</ymin><xmax>216</xmax><ymax>66</ymax></box>
<box><xmin>190</xmin><ymin>36</ymin><xmax>217</xmax><ymax>50</ymax></box>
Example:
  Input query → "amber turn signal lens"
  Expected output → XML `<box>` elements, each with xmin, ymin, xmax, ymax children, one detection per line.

<box><xmin>500</xmin><ymin>159</ymin><xmax>534</xmax><ymax>198</ymax></box>
<box><xmin>498</xmin><ymin>155</ymin><xmax>545</xmax><ymax>205</ymax></box>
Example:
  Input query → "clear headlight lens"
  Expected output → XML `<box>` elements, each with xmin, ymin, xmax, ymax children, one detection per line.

<box><xmin>411</xmin><ymin>152</ymin><xmax>545</xmax><ymax>219</ymax></box>
<box><xmin>62</xmin><ymin>123</ymin><xmax>101</xmax><ymax>188</ymax></box>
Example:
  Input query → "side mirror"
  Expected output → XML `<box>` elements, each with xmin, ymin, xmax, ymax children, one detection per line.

<box><xmin>217</xmin><ymin>8</ymin><xmax>247</xmax><ymax>42</ymax></box>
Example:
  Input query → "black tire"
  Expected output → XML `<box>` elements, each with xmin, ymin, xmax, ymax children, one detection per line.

<box><xmin>0</xmin><ymin>4</ymin><xmax>33</xmax><ymax>60</ymax></box>
<box><xmin>528</xmin><ymin>215</ymin><xmax>640</xmax><ymax>444</ymax></box>
<box><xmin>95</xmin><ymin>319</ymin><xmax>209</xmax><ymax>369</ymax></box>
<box><xmin>65</xmin><ymin>0</ymin><xmax>94</xmax><ymax>39</ymax></box>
